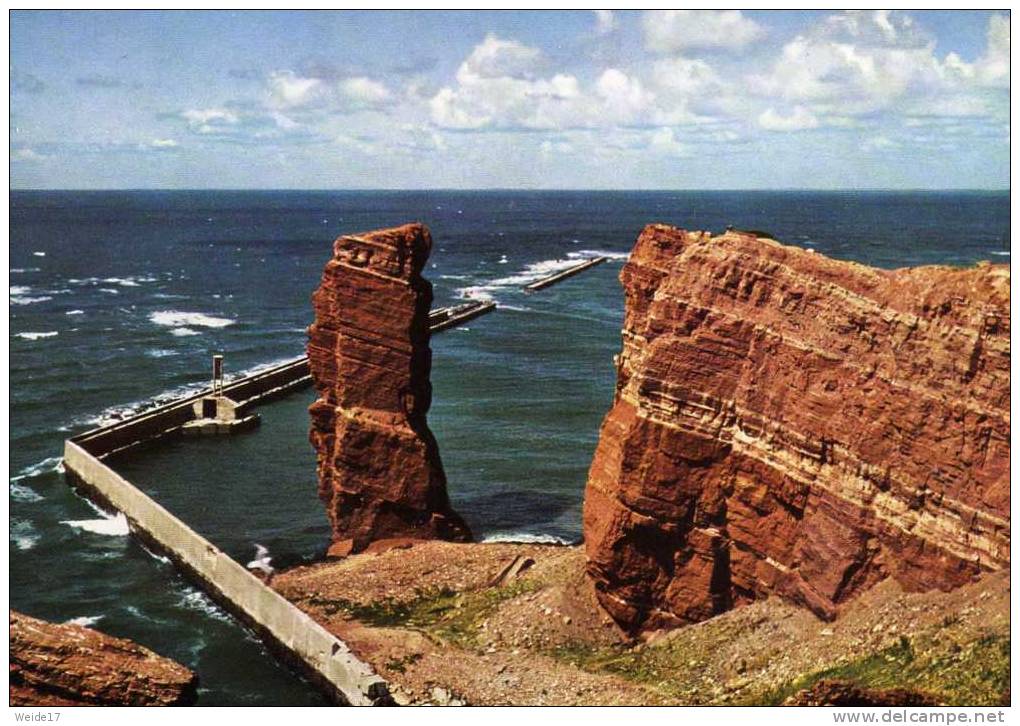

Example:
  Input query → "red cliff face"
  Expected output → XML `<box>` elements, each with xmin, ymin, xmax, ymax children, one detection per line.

<box><xmin>9</xmin><ymin>611</ymin><xmax>198</xmax><ymax>706</ymax></box>
<box><xmin>308</xmin><ymin>223</ymin><xmax>470</xmax><ymax>555</ymax></box>
<box><xmin>584</xmin><ymin>225</ymin><xmax>1010</xmax><ymax>633</ymax></box>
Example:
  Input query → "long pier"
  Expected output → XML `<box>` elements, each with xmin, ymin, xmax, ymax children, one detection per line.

<box><xmin>429</xmin><ymin>300</ymin><xmax>496</xmax><ymax>332</ymax></box>
<box><xmin>73</xmin><ymin>301</ymin><xmax>496</xmax><ymax>460</ymax></box>
<box><xmin>524</xmin><ymin>256</ymin><xmax>608</xmax><ymax>292</ymax></box>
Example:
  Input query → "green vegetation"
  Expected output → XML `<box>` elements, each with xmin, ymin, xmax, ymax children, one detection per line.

<box><xmin>384</xmin><ymin>652</ymin><xmax>423</xmax><ymax>674</ymax></box>
<box><xmin>308</xmin><ymin>581</ymin><xmax>538</xmax><ymax>648</ymax></box>
<box><xmin>752</xmin><ymin>634</ymin><xmax>1010</xmax><ymax>706</ymax></box>
<box><xmin>545</xmin><ymin>632</ymin><xmax>1010</xmax><ymax>706</ymax></box>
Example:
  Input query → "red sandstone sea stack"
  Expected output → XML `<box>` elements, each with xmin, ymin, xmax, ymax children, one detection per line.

<box><xmin>584</xmin><ymin>225</ymin><xmax>1010</xmax><ymax>634</ymax></box>
<box><xmin>9</xmin><ymin>611</ymin><xmax>198</xmax><ymax>706</ymax></box>
<box><xmin>308</xmin><ymin>223</ymin><xmax>471</xmax><ymax>555</ymax></box>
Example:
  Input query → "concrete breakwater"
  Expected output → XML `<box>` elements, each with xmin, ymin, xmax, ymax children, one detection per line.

<box><xmin>72</xmin><ymin>356</ymin><xmax>313</xmax><ymax>459</ymax></box>
<box><xmin>63</xmin><ymin>351</ymin><xmax>392</xmax><ymax>704</ymax></box>
<box><xmin>63</xmin><ymin>439</ymin><xmax>390</xmax><ymax>705</ymax></box>
<box><xmin>73</xmin><ymin>301</ymin><xmax>494</xmax><ymax>459</ymax></box>
<box><xmin>525</xmin><ymin>256</ymin><xmax>607</xmax><ymax>291</ymax></box>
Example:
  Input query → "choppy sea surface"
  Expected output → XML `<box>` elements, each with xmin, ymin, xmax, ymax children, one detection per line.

<box><xmin>9</xmin><ymin>190</ymin><xmax>1009</xmax><ymax>704</ymax></box>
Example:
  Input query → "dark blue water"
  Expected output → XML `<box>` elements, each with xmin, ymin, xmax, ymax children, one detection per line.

<box><xmin>9</xmin><ymin>190</ymin><xmax>1009</xmax><ymax>704</ymax></box>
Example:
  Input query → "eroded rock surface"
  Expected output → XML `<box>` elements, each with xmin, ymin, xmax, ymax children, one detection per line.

<box><xmin>9</xmin><ymin>610</ymin><xmax>198</xmax><ymax>706</ymax></box>
<box><xmin>308</xmin><ymin>223</ymin><xmax>470</xmax><ymax>554</ymax></box>
<box><xmin>584</xmin><ymin>225</ymin><xmax>1010</xmax><ymax>633</ymax></box>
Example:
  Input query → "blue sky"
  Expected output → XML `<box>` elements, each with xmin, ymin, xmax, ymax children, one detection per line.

<box><xmin>10</xmin><ymin>10</ymin><xmax>1010</xmax><ymax>189</ymax></box>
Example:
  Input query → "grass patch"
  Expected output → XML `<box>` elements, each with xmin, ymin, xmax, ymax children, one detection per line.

<box><xmin>385</xmin><ymin>652</ymin><xmax>423</xmax><ymax>674</ymax></box>
<box><xmin>750</xmin><ymin>634</ymin><xmax>1010</xmax><ymax>706</ymax></box>
<box><xmin>307</xmin><ymin>581</ymin><xmax>538</xmax><ymax>648</ymax></box>
<box><xmin>548</xmin><ymin>631</ymin><xmax>1010</xmax><ymax>706</ymax></box>
<box><xmin>546</xmin><ymin>640</ymin><xmax>707</xmax><ymax>702</ymax></box>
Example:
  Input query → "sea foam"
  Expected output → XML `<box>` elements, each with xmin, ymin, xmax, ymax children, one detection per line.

<box><xmin>10</xmin><ymin>285</ymin><xmax>53</xmax><ymax>306</ymax></box>
<box><xmin>149</xmin><ymin>310</ymin><xmax>235</xmax><ymax>329</ymax></box>
<box><xmin>11</xmin><ymin>520</ymin><xmax>39</xmax><ymax>550</ymax></box>
<box><xmin>61</xmin><ymin>511</ymin><xmax>130</xmax><ymax>536</ymax></box>
<box><xmin>456</xmin><ymin>256</ymin><xmax>598</xmax><ymax>302</ymax></box>
<box><xmin>64</xmin><ymin>615</ymin><xmax>105</xmax><ymax>628</ymax></box>
<box><xmin>480</xmin><ymin>532</ymin><xmax>575</xmax><ymax>546</ymax></box>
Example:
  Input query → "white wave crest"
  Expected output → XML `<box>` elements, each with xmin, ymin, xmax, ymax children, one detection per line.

<box><xmin>567</xmin><ymin>249</ymin><xmax>629</xmax><ymax>261</ymax></box>
<box><xmin>61</xmin><ymin>511</ymin><xmax>130</xmax><ymax>536</ymax></box>
<box><xmin>10</xmin><ymin>456</ymin><xmax>64</xmax><ymax>483</ymax></box>
<box><xmin>11</xmin><ymin>267</ymin><xmax>41</xmax><ymax>274</ymax></box>
<box><xmin>991</xmin><ymin>251</ymin><xmax>1009</xmax><ymax>256</ymax></box>
<box><xmin>10</xmin><ymin>283</ymin><xmax>53</xmax><ymax>305</ymax></box>
<box><xmin>480</xmin><ymin>532</ymin><xmax>575</xmax><ymax>545</ymax></box>
<box><xmin>16</xmin><ymin>331</ymin><xmax>58</xmax><ymax>340</ymax></box>
<box><xmin>150</xmin><ymin>310</ymin><xmax>235</xmax><ymax>330</ymax></box>
<box><xmin>10</xmin><ymin>481</ymin><xmax>44</xmax><ymax>502</ymax></box>
<box><xmin>65</xmin><ymin>309</ymin><xmax>84</xmax><ymax>315</ymax></box>
<box><xmin>456</xmin><ymin>256</ymin><xmax>599</xmax><ymax>302</ymax></box>
<box><xmin>177</xmin><ymin>588</ymin><xmax>232</xmax><ymax>623</ymax></box>
<box><xmin>64</xmin><ymin>615</ymin><xmax>105</xmax><ymax>628</ymax></box>
<box><xmin>11</xmin><ymin>520</ymin><xmax>39</xmax><ymax>550</ymax></box>
<box><xmin>33</xmin><ymin>251</ymin><xmax>46</xmax><ymax>257</ymax></box>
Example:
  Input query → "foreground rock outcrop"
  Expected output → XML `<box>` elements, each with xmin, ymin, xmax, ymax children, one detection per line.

<box><xmin>10</xmin><ymin>611</ymin><xmax>197</xmax><ymax>706</ymax></box>
<box><xmin>308</xmin><ymin>223</ymin><xmax>470</xmax><ymax>555</ymax></box>
<box><xmin>584</xmin><ymin>225</ymin><xmax>1010</xmax><ymax>633</ymax></box>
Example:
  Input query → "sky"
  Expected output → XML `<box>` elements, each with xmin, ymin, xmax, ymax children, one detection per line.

<box><xmin>9</xmin><ymin>10</ymin><xmax>1010</xmax><ymax>190</ymax></box>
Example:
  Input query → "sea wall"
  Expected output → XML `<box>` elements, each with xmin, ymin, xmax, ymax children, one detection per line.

<box><xmin>74</xmin><ymin>357</ymin><xmax>311</xmax><ymax>459</ymax></box>
<box><xmin>63</xmin><ymin>438</ymin><xmax>390</xmax><ymax>705</ymax></box>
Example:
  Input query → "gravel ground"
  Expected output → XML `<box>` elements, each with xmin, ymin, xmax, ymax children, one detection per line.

<box><xmin>274</xmin><ymin>541</ymin><xmax>1009</xmax><ymax>706</ymax></box>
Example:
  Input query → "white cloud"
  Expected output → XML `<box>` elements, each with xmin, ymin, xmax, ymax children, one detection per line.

<box><xmin>596</xmin><ymin>69</ymin><xmax>653</xmax><ymax>124</ymax></box>
<box><xmin>430</xmin><ymin>35</ymin><xmax>597</xmax><ymax>131</ymax></box>
<box><xmin>754</xmin><ymin>10</ymin><xmax>1008</xmax><ymax>124</ymax></box>
<box><xmin>181</xmin><ymin>108</ymin><xmax>242</xmax><ymax>134</ymax></box>
<box><xmin>862</xmin><ymin>135</ymin><xmax>898</xmax><ymax>152</ymax></box>
<box><xmin>644</xmin><ymin>10</ymin><xmax>764</xmax><ymax>53</ymax></box>
<box><xmin>460</xmin><ymin>33</ymin><xmax>543</xmax><ymax>80</ymax></box>
<box><xmin>341</xmin><ymin>77</ymin><xmax>391</xmax><ymax>106</ymax></box>
<box><xmin>428</xmin><ymin>88</ymin><xmax>480</xmax><ymax>129</ymax></box>
<box><xmin>268</xmin><ymin>71</ymin><xmax>324</xmax><ymax>108</ymax></box>
<box><xmin>975</xmin><ymin>14</ymin><xmax>1009</xmax><ymax>88</ymax></box>
<box><xmin>181</xmin><ymin>108</ymin><xmax>239</xmax><ymax>126</ymax></box>
<box><xmin>267</xmin><ymin>69</ymin><xmax>391</xmax><ymax>112</ymax></box>
<box><xmin>11</xmin><ymin>148</ymin><xmax>45</xmax><ymax>161</ymax></box>
<box><xmin>594</xmin><ymin>10</ymin><xmax>616</xmax><ymax>36</ymax></box>
<box><xmin>149</xmin><ymin>138</ymin><xmax>178</xmax><ymax>148</ymax></box>
<box><xmin>649</xmin><ymin>127</ymin><xmax>689</xmax><ymax>156</ymax></box>
<box><xmin>540</xmin><ymin>139</ymin><xmax>575</xmax><ymax>156</ymax></box>
<box><xmin>758</xmin><ymin>106</ymin><xmax>820</xmax><ymax>131</ymax></box>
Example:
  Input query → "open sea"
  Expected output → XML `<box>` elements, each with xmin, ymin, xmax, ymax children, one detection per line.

<box><xmin>9</xmin><ymin>190</ymin><xmax>1009</xmax><ymax>705</ymax></box>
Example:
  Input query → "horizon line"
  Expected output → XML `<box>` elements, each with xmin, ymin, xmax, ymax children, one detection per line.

<box><xmin>9</xmin><ymin>187</ymin><xmax>1011</xmax><ymax>193</ymax></box>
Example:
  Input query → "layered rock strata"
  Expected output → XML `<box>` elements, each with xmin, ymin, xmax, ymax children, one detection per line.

<box><xmin>308</xmin><ymin>223</ymin><xmax>470</xmax><ymax>555</ymax></box>
<box><xmin>584</xmin><ymin>225</ymin><xmax>1010</xmax><ymax>633</ymax></box>
<box><xmin>9</xmin><ymin>611</ymin><xmax>198</xmax><ymax>706</ymax></box>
